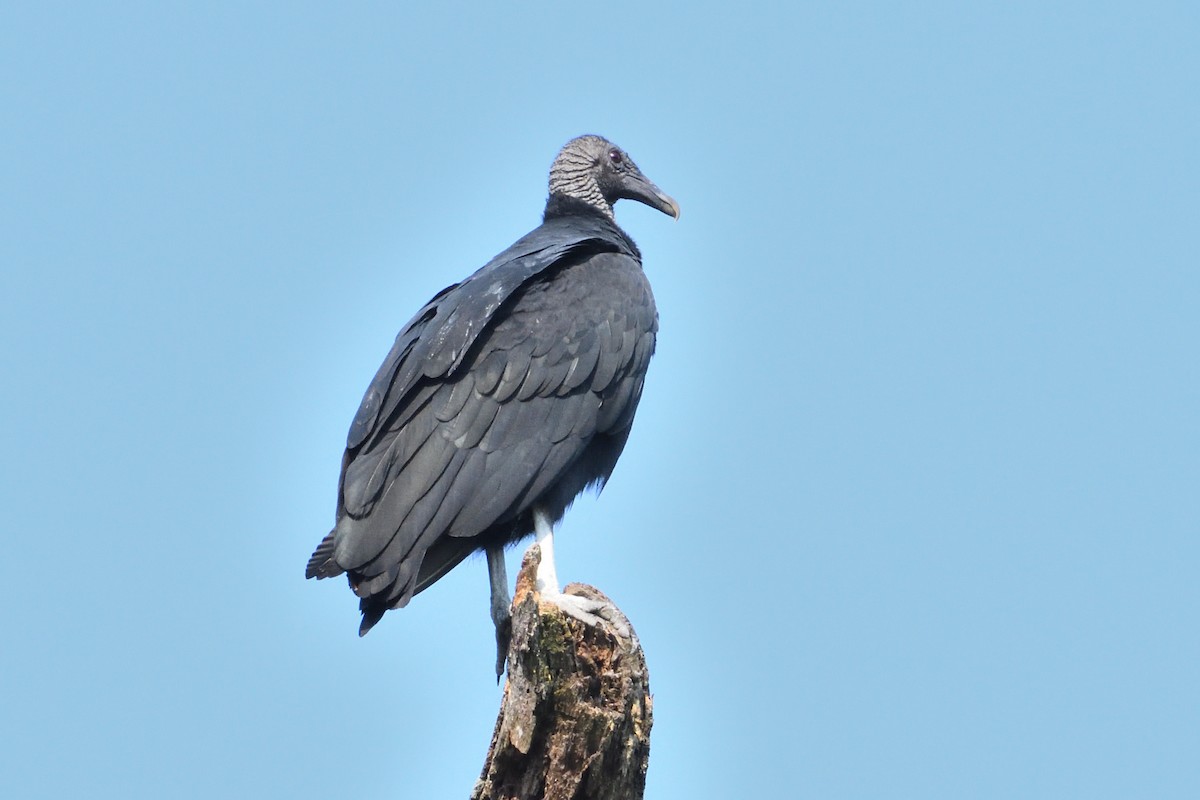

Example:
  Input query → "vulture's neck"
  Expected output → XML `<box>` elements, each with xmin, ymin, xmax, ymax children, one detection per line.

<box><xmin>543</xmin><ymin>193</ymin><xmax>613</xmax><ymax>222</ymax></box>
<box><xmin>542</xmin><ymin>194</ymin><xmax>641</xmax><ymax>260</ymax></box>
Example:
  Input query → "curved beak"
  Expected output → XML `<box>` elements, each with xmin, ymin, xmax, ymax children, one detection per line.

<box><xmin>619</xmin><ymin>172</ymin><xmax>681</xmax><ymax>220</ymax></box>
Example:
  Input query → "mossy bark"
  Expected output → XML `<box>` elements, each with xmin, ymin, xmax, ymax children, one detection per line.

<box><xmin>471</xmin><ymin>546</ymin><xmax>652</xmax><ymax>800</ymax></box>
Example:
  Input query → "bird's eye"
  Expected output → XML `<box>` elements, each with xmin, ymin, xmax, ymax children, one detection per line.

<box><xmin>609</xmin><ymin>150</ymin><xmax>623</xmax><ymax>165</ymax></box>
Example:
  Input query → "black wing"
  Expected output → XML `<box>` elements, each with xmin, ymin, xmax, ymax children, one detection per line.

<box><xmin>306</xmin><ymin>241</ymin><xmax>656</xmax><ymax>632</ymax></box>
<box><xmin>343</xmin><ymin>215</ymin><xmax>629</xmax><ymax>454</ymax></box>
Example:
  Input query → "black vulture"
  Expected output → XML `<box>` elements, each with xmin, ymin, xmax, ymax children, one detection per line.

<box><xmin>306</xmin><ymin>135</ymin><xmax>677</xmax><ymax>672</ymax></box>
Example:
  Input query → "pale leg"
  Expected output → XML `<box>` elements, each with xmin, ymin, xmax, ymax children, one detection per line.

<box><xmin>529</xmin><ymin>505</ymin><xmax>630</xmax><ymax>640</ymax></box>
<box><xmin>533</xmin><ymin>506</ymin><xmax>559</xmax><ymax>595</ymax></box>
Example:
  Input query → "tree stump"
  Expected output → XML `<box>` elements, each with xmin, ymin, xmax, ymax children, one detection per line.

<box><xmin>471</xmin><ymin>545</ymin><xmax>652</xmax><ymax>800</ymax></box>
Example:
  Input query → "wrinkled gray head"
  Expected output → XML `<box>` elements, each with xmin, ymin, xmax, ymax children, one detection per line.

<box><xmin>548</xmin><ymin>135</ymin><xmax>680</xmax><ymax>222</ymax></box>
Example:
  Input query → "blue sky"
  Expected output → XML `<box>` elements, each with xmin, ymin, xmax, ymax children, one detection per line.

<box><xmin>2</xmin><ymin>2</ymin><xmax>1197</xmax><ymax>797</ymax></box>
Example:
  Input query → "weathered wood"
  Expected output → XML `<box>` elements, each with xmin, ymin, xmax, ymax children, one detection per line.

<box><xmin>471</xmin><ymin>546</ymin><xmax>652</xmax><ymax>800</ymax></box>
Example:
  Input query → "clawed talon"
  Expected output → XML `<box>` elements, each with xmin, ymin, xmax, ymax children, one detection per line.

<box><xmin>493</xmin><ymin>611</ymin><xmax>512</xmax><ymax>682</ymax></box>
<box><xmin>547</xmin><ymin>592</ymin><xmax>633</xmax><ymax>642</ymax></box>
<box><xmin>491</xmin><ymin>604</ymin><xmax>513</xmax><ymax>681</ymax></box>
<box><xmin>531</xmin><ymin>509</ymin><xmax>629</xmax><ymax>638</ymax></box>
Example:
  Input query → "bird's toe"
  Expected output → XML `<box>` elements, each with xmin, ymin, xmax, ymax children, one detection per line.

<box><xmin>547</xmin><ymin>592</ymin><xmax>632</xmax><ymax>642</ymax></box>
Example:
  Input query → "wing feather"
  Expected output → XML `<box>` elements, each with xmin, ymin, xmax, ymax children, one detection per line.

<box><xmin>433</xmin><ymin>374</ymin><xmax>476</xmax><ymax>422</ymax></box>
<box><xmin>561</xmin><ymin>342</ymin><xmax>600</xmax><ymax>393</ymax></box>
<box><xmin>491</xmin><ymin>346</ymin><xmax>532</xmax><ymax>403</ymax></box>
<box><xmin>516</xmin><ymin>354</ymin><xmax>547</xmax><ymax>402</ymax></box>
<box><xmin>473</xmin><ymin>350</ymin><xmax>508</xmax><ymax>396</ymax></box>
<box><xmin>335</xmin><ymin>420</ymin><xmax>450</xmax><ymax>571</ymax></box>
<box><xmin>548</xmin><ymin>391</ymin><xmax>596</xmax><ymax>443</ymax></box>
<box><xmin>343</xmin><ymin>393</ymin><xmax>439</xmax><ymax>517</ymax></box>
<box><xmin>354</xmin><ymin>447</ymin><xmax>471</xmax><ymax>596</ymax></box>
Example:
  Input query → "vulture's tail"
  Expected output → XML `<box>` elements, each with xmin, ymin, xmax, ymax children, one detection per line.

<box><xmin>305</xmin><ymin>530</ymin><xmax>342</xmax><ymax>579</ymax></box>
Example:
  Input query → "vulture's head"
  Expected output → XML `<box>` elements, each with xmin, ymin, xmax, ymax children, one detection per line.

<box><xmin>548</xmin><ymin>135</ymin><xmax>680</xmax><ymax>222</ymax></box>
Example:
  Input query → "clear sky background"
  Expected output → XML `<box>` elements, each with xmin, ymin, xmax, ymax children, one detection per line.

<box><xmin>2</xmin><ymin>2</ymin><xmax>1197</xmax><ymax>798</ymax></box>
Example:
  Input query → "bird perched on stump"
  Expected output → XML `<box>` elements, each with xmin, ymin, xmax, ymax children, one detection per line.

<box><xmin>306</xmin><ymin>135</ymin><xmax>678</xmax><ymax>676</ymax></box>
